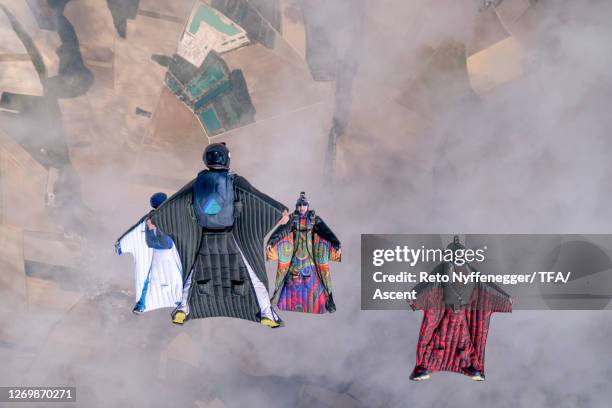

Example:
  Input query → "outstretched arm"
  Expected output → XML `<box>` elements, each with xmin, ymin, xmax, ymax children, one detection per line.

<box><xmin>267</xmin><ymin>217</ymin><xmax>293</xmax><ymax>248</ymax></box>
<box><xmin>484</xmin><ymin>281</ymin><xmax>512</xmax><ymax>300</ymax></box>
<box><xmin>234</xmin><ymin>175</ymin><xmax>288</xmax><ymax>214</ymax></box>
<box><xmin>314</xmin><ymin>216</ymin><xmax>341</xmax><ymax>250</ymax></box>
<box><xmin>149</xmin><ymin>179</ymin><xmax>196</xmax><ymax>236</ymax></box>
<box><xmin>145</xmin><ymin>219</ymin><xmax>174</xmax><ymax>249</ymax></box>
<box><xmin>115</xmin><ymin>212</ymin><xmax>151</xmax><ymax>254</ymax></box>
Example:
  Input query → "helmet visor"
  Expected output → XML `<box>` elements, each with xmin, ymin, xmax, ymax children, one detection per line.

<box><xmin>205</xmin><ymin>150</ymin><xmax>227</xmax><ymax>168</ymax></box>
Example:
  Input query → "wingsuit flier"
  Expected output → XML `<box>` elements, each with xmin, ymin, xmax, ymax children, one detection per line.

<box><xmin>409</xmin><ymin>236</ymin><xmax>512</xmax><ymax>381</ymax></box>
<box><xmin>145</xmin><ymin>143</ymin><xmax>289</xmax><ymax>328</ymax></box>
<box><xmin>115</xmin><ymin>193</ymin><xmax>183</xmax><ymax>314</ymax></box>
<box><xmin>266</xmin><ymin>192</ymin><xmax>341</xmax><ymax>314</ymax></box>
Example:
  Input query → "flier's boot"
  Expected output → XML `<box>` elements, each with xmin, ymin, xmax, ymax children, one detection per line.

<box><xmin>271</xmin><ymin>307</ymin><xmax>284</xmax><ymax>327</ymax></box>
<box><xmin>259</xmin><ymin>307</ymin><xmax>283</xmax><ymax>328</ymax></box>
<box><xmin>470</xmin><ymin>371</ymin><xmax>485</xmax><ymax>381</ymax></box>
<box><xmin>172</xmin><ymin>308</ymin><xmax>187</xmax><ymax>325</ymax></box>
<box><xmin>260</xmin><ymin>317</ymin><xmax>281</xmax><ymax>328</ymax></box>
<box><xmin>410</xmin><ymin>366</ymin><xmax>431</xmax><ymax>381</ymax></box>
<box><xmin>464</xmin><ymin>366</ymin><xmax>485</xmax><ymax>381</ymax></box>
<box><xmin>132</xmin><ymin>306</ymin><xmax>145</xmax><ymax>315</ymax></box>
<box><xmin>173</xmin><ymin>311</ymin><xmax>186</xmax><ymax>325</ymax></box>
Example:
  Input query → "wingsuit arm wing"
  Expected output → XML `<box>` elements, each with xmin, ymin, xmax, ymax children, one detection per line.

<box><xmin>314</xmin><ymin>216</ymin><xmax>341</xmax><ymax>250</ymax></box>
<box><xmin>477</xmin><ymin>281</ymin><xmax>513</xmax><ymax>313</ymax></box>
<box><xmin>471</xmin><ymin>266</ymin><xmax>513</xmax><ymax>313</ymax></box>
<box><xmin>484</xmin><ymin>280</ymin><xmax>511</xmax><ymax>299</ymax></box>
<box><xmin>149</xmin><ymin>180</ymin><xmax>201</xmax><ymax>281</ymax></box>
<box><xmin>408</xmin><ymin>263</ymin><xmax>446</xmax><ymax>311</ymax></box>
<box><xmin>233</xmin><ymin>175</ymin><xmax>289</xmax><ymax>288</ymax></box>
<box><xmin>269</xmin><ymin>232</ymin><xmax>294</xmax><ymax>297</ymax></box>
<box><xmin>149</xmin><ymin>180</ymin><xmax>195</xmax><ymax>235</ymax></box>
<box><xmin>115</xmin><ymin>212</ymin><xmax>151</xmax><ymax>254</ymax></box>
<box><xmin>266</xmin><ymin>223</ymin><xmax>292</xmax><ymax>261</ymax></box>
<box><xmin>234</xmin><ymin>176</ymin><xmax>288</xmax><ymax>214</ymax></box>
<box><xmin>313</xmin><ymin>216</ymin><xmax>341</xmax><ymax>262</ymax></box>
<box><xmin>116</xmin><ymin>222</ymin><xmax>142</xmax><ymax>255</ymax></box>
<box><xmin>266</xmin><ymin>215</ymin><xmax>294</xmax><ymax>254</ymax></box>
<box><xmin>409</xmin><ymin>281</ymin><xmax>444</xmax><ymax>311</ymax></box>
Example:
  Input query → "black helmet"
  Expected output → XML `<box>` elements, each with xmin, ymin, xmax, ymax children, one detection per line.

<box><xmin>446</xmin><ymin>235</ymin><xmax>465</xmax><ymax>251</ymax></box>
<box><xmin>295</xmin><ymin>191</ymin><xmax>309</xmax><ymax>210</ymax></box>
<box><xmin>203</xmin><ymin>142</ymin><xmax>230</xmax><ymax>170</ymax></box>
<box><xmin>150</xmin><ymin>192</ymin><xmax>167</xmax><ymax>209</ymax></box>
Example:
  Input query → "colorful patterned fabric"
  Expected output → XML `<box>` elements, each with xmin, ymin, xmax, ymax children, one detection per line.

<box><xmin>277</xmin><ymin>271</ymin><xmax>328</xmax><ymax>313</ymax></box>
<box><xmin>410</xmin><ymin>283</ymin><xmax>512</xmax><ymax>377</ymax></box>
<box><xmin>267</xmin><ymin>214</ymin><xmax>340</xmax><ymax>313</ymax></box>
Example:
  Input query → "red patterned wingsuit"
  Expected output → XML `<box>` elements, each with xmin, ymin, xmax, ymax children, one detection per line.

<box><xmin>409</xmin><ymin>261</ymin><xmax>512</xmax><ymax>380</ymax></box>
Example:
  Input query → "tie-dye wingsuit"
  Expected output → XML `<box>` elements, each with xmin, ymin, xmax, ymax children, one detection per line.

<box><xmin>266</xmin><ymin>192</ymin><xmax>341</xmax><ymax>314</ymax></box>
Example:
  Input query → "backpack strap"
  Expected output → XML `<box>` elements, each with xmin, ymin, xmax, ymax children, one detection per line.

<box><xmin>229</xmin><ymin>172</ymin><xmax>243</xmax><ymax>219</ymax></box>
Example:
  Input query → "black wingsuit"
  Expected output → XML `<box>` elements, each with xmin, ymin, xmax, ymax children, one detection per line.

<box><xmin>149</xmin><ymin>172</ymin><xmax>287</xmax><ymax>323</ymax></box>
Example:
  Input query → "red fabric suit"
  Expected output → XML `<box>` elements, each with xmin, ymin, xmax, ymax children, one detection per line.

<box><xmin>410</xmin><ymin>263</ymin><xmax>512</xmax><ymax>378</ymax></box>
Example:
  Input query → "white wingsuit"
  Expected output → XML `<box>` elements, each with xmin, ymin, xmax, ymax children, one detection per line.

<box><xmin>118</xmin><ymin>221</ymin><xmax>183</xmax><ymax>312</ymax></box>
